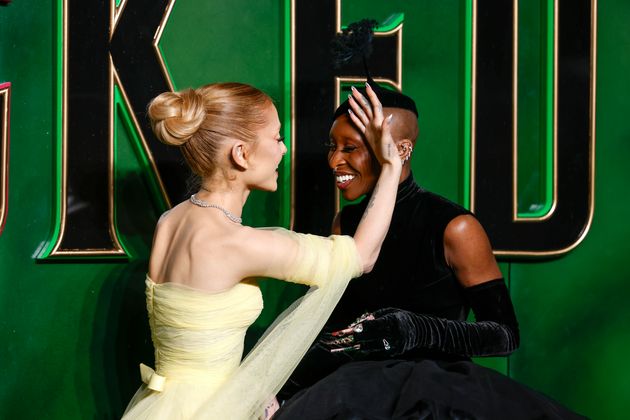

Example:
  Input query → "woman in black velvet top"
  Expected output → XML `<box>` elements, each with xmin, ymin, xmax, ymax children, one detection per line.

<box><xmin>325</xmin><ymin>108</ymin><xmax>517</xmax><ymax>360</ymax></box>
<box><xmin>275</xmin><ymin>84</ymin><xmax>585</xmax><ymax>420</ymax></box>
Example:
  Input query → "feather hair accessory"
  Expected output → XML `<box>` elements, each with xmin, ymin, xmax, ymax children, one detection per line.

<box><xmin>331</xmin><ymin>19</ymin><xmax>379</xmax><ymax>70</ymax></box>
<box><xmin>331</xmin><ymin>18</ymin><xmax>419</xmax><ymax>120</ymax></box>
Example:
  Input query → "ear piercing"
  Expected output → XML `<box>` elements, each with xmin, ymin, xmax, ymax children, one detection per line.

<box><xmin>401</xmin><ymin>145</ymin><xmax>413</xmax><ymax>164</ymax></box>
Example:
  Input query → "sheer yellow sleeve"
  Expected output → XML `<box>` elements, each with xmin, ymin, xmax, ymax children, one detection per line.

<box><xmin>193</xmin><ymin>228</ymin><xmax>362</xmax><ymax>418</ymax></box>
<box><xmin>268</xmin><ymin>227</ymin><xmax>362</xmax><ymax>287</ymax></box>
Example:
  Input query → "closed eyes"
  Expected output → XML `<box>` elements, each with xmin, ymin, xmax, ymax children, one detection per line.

<box><xmin>326</xmin><ymin>142</ymin><xmax>357</xmax><ymax>153</ymax></box>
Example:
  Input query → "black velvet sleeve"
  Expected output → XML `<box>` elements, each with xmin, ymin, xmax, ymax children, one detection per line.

<box><xmin>332</xmin><ymin>278</ymin><xmax>520</xmax><ymax>357</ymax></box>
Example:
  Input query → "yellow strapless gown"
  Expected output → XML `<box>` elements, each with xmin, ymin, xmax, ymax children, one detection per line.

<box><xmin>122</xmin><ymin>229</ymin><xmax>362</xmax><ymax>419</ymax></box>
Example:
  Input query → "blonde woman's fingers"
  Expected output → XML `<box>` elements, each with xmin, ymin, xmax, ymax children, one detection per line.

<box><xmin>350</xmin><ymin>86</ymin><xmax>373</xmax><ymax>119</ymax></box>
<box><xmin>348</xmin><ymin>95</ymin><xmax>369</xmax><ymax>126</ymax></box>
<box><xmin>348</xmin><ymin>96</ymin><xmax>369</xmax><ymax>126</ymax></box>
<box><xmin>365</xmin><ymin>82</ymin><xmax>384</xmax><ymax>121</ymax></box>
<box><xmin>348</xmin><ymin>108</ymin><xmax>366</xmax><ymax>133</ymax></box>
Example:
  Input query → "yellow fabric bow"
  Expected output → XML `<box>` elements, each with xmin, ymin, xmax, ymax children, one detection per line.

<box><xmin>139</xmin><ymin>363</ymin><xmax>166</xmax><ymax>392</ymax></box>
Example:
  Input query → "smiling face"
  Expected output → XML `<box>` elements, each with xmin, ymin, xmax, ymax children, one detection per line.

<box><xmin>247</xmin><ymin>103</ymin><xmax>287</xmax><ymax>192</ymax></box>
<box><xmin>327</xmin><ymin>114</ymin><xmax>381</xmax><ymax>201</ymax></box>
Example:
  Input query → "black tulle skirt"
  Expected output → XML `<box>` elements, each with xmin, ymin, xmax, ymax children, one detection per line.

<box><xmin>275</xmin><ymin>359</ymin><xmax>586</xmax><ymax>420</ymax></box>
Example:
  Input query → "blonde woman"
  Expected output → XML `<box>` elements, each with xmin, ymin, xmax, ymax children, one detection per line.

<box><xmin>121</xmin><ymin>82</ymin><xmax>402</xmax><ymax>419</ymax></box>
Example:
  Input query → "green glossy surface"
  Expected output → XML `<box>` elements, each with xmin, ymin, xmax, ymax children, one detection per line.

<box><xmin>1</xmin><ymin>1</ymin><xmax>629</xmax><ymax>419</ymax></box>
<box><xmin>510</xmin><ymin>2</ymin><xmax>630</xmax><ymax>418</ymax></box>
<box><xmin>516</xmin><ymin>0</ymin><xmax>554</xmax><ymax>217</ymax></box>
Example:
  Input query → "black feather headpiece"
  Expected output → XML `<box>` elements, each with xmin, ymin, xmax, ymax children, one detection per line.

<box><xmin>332</xmin><ymin>18</ymin><xmax>418</xmax><ymax>120</ymax></box>
<box><xmin>331</xmin><ymin>19</ymin><xmax>378</xmax><ymax>71</ymax></box>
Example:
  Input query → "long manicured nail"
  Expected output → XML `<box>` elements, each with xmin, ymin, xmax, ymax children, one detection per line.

<box><xmin>351</xmin><ymin>86</ymin><xmax>358</xmax><ymax>92</ymax></box>
<box><xmin>365</xmin><ymin>81</ymin><xmax>371</xmax><ymax>89</ymax></box>
<box><xmin>387</xmin><ymin>114</ymin><xmax>394</xmax><ymax>121</ymax></box>
<box><xmin>330</xmin><ymin>344</ymin><xmax>360</xmax><ymax>353</ymax></box>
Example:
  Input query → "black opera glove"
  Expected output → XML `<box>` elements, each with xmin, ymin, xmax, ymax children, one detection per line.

<box><xmin>320</xmin><ymin>308</ymin><xmax>410</xmax><ymax>356</ymax></box>
<box><xmin>320</xmin><ymin>278</ymin><xmax>520</xmax><ymax>357</ymax></box>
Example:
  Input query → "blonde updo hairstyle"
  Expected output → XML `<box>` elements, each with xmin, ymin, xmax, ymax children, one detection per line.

<box><xmin>147</xmin><ymin>82</ymin><xmax>273</xmax><ymax>177</ymax></box>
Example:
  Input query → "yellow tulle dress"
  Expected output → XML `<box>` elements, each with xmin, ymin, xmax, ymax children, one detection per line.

<box><xmin>122</xmin><ymin>229</ymin><xmax>362</xmax><ymax>419</ymax></box>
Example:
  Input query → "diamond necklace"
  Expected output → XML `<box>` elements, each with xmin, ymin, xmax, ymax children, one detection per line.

<box><xmin>189</xmin><ymin>194</ymin><xmax>242</xmax><ymax>224</ymax></box>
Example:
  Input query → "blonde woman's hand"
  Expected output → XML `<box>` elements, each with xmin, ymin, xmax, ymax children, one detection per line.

<box><xmin>347</xmin><ymin>83</ymin><xmax>401</xmax><ymax>168</ymax></box>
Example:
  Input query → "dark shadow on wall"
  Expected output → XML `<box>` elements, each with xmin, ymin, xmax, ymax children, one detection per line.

<box><xmin>79</xmin><ymin>168</ymin><xmax>161</xmax><ymax>419</ymax></box>
<box><xmin>82</xmin><ymin>262</ymin><xmax>153</xmax><ymax>420</ymax></box>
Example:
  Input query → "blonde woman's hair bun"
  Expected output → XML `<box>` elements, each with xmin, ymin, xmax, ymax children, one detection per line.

<box><xmin>147</xmin><ymin>88</ymin><xmax>206</xmax><ymax>146</ymax></box>
<box><xmin>146</xmin><ymin>82</ymin><xmax>272</xmax><ymax>177</ymax></box>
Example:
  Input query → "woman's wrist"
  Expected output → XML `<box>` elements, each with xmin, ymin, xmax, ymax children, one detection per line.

<box><xmin>379</xmin><ymin>159</ymin><xmax>402</xmax><ymax>175</ymax></box>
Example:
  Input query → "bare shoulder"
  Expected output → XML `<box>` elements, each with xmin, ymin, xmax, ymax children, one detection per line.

<box><xmin>443</xmin><ymin>215</ymin><xmax>502</xmax><ymax>287</ymax></box>
<box><xmin>444</xmin><ymin>214</ymin><xmax>490</xmax><ymax>245</ymax></box>
<box><xmin>154</xmin><ymin>200</ymin><xmax>190</xmax><ymax>228</ymax></box>
<box><xmin>151</xmin><ymin>202</ymin><xmax>190</xmax><ymax>249</ymax></box>
<box><xmin>158</xmin><ymin>209</ymin><xmax>171</xmax><ymax>223</ymax></box>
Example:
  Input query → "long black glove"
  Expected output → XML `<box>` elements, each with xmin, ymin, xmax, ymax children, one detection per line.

<box><xmin>320</xmin><ymin>278</ymin><xmax>519</xmax><ymax>357</ymax></box>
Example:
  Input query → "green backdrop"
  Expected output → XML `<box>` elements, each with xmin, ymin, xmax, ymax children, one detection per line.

<box><xmin>1</xmin><ymin>1</ymin><xmax>629</xmax><ymax>418</ymax></box>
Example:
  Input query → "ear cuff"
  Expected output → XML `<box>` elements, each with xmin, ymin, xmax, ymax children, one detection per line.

<box><xmin>401</xmin><ymin>145</ymin><xmax>413</xmax><ymax>164</ymax></box>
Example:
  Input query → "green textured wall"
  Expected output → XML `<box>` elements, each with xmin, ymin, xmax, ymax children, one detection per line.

<box><xmin>1</xmin><ymin>1</ymin><xmax>629</xmax><ymax>419</ymax></box>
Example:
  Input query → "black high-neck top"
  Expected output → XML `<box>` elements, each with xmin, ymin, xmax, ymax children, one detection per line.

<box><xmin>327</xmin><ymin>174</ymin><xmax>472</xmax><ymax>329</ymax></box>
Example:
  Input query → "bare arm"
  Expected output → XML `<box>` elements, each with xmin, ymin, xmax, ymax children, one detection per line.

<box><xmin>238</xmin><ymin>85</ymin><xmax>400</xmax><ymax>281</ymax></box>
<box><xmin>346</xmin><ymin>84</ymin><xmax>402</xmax><ymax>272</ymax></box>
<box><xmin>443</xmin><ymin>215</ymin><xmax>502</xmax><ymax>286</ymax></box>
